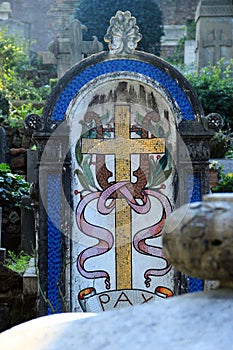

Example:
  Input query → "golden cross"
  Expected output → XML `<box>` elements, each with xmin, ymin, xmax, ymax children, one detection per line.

<box><xmin>82</xmin><ymin>105</ymin><xmax>165</xmax><ymax>290</ymax></box>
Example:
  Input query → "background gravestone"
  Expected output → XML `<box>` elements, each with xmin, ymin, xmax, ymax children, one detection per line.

<box><xmin>184</xmin><ymin>40</ymin><xmax>196</xmax><ymax>66</ymax></box>
<box><xmin>34</xmin><ymin>11</ymin><xmax>214</xmax><ymax>315</ymax></box>
<box><xmin>0</xmin><ymin>127</ymin><xmax>6</xmax><ymax>163</ymax></box>
<box><xmin>41</xmin><ymin>18</ymin><xmax>103</xmax><ymax>78</ymax></box>
<box><xmin>195</xmin><ymin>0</ymin><xmax>233</xmax><ymax>70</ymax></box>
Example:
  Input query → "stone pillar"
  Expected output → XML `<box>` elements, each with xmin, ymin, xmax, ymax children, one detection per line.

<box><xmin>184</xmin><ymin>40</ymin><xmax>195</xmax><ymax>66</ymax></box>
<box><xmin>0</xmin><ymin>127</ymin><xmax>6</xmax><ymax>163</ymax></box>
<box><xmin>0</xmin><ymin>207</ymin><xmax>2</xmax><ymax>247</ymax></box>
<box><xmin>0</xmin><ymin>207</ymin><xmax>6</xmax><ymax>263</ymax></box>
<box><xmin>21</xmin><ymin>197</ymin><xmax>36</xmax><ymax>256</ymax></box>
<box><xmin>0</xmin><ymin>2</ymin><xmax>11</xmax><ymax>20</ymax></box>
<box><xmin>195</xmin><ymin>0</ymin><xmax>233</xmax><ymax>70</ymax></box>
<box><xmin>33</xmin><ymin>122</ymin><xmax>71</xmax><ymax>315</ymax></box>
<box><xmin>179</xmin><ymin>120</ymin><xmax>214</xmax><ymax>205</ymax></box>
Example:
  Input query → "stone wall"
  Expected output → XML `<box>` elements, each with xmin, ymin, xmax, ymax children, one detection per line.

<box><xmin>154</xmin><ymin>0</ymin><xmax>199</xmax><ymax>25</ymax></box>
<box><xmin>1</xmin><ymin>119</ymin><xmax>36</xmax><ymax>253</ymax></box>
<box><xmin>0</xmin><ymin>264</ymin><xmax>37</xmax><ymax>332</ymax></box>
<box><xmin>2</xmin><ymin>0</ymin><xmax>199</xmax><ymax>53</ymax></box>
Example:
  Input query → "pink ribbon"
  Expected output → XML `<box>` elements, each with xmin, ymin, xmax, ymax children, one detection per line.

<box><xmin>133</xmin><ymin>189</ymin><xmax>172</xmax><ymax>287</ymax></box>
<box><xmin>76</xmin><ymin>182</ymin><xmax>172</xmax><ymax>289</ymax></box>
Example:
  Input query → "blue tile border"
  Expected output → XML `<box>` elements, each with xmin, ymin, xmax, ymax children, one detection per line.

<box><xmin>188</xmin><ymin>173</ymin><xmax>203</xmax><ymax>292</ymax></box>
<box><xmin>47</xmin><ymin>174</ymin><xmax>62</xmax><ymax>314</ymax></box>
<box><xmin>51</xmin><ymin>59</ymin><xmax>195</xmax><ymax>122</ymax></box>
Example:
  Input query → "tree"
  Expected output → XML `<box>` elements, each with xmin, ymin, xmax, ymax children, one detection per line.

<box><xmin>75</xmin><ymin>0</ymin><xmax>164</xmax><ymax>55</ymax></box>
<box><xmin>0</xmin><ymin>29</ymin><xmax>51</xmax><ymax>103</ymax></box>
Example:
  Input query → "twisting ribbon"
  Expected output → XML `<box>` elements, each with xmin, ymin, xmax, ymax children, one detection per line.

<box><xmin>97</xmin><ymin>182</ymin><xmax>151</xmax><ymax>214</ymax></box>
<box><xmin>76</xmin><ymin>191</ymin><xmax>114</xmax><ymax>289</ymax></box>
<box><xmin>76</xmin><ymin>182</ymin><xmax>172</xmax><ymax>290</ymax></box>
<box><xmin>133</xmin><ymin>189</ymin><xmax>172</xmax><ymax>287</ymax></box>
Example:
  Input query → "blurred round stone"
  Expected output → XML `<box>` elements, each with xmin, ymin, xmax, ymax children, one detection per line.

<box><xmin>162</xmin><ymin>194</ymin><xmax>233</xmax><ymax>287</ymax></box>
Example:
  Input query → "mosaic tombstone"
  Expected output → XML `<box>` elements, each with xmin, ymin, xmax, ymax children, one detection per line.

<box><xmin>33</xmin><ymin>11</ymin><xmax>214</xmax><ymax>315</ymax></box>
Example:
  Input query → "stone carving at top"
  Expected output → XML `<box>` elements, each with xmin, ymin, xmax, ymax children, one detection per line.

<box><xmin>104</xmin><ymin>10</ymin><xmax>142</xmax><ymax>54</ymax></box>
<box><xmin>196</xmin><ymin>0</ymin><xmax>233</xmax><ymax>20</ymax></box>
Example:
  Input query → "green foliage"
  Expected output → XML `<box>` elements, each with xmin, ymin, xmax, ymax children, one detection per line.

<box><xmin>209</xmin><ymin>131</ymin><xmax>232</xmax><ymax>158</ymax></box>
<box><xmin>0</xmin><ymin>29</ymin><xmax>50</xmax><ymax>105</ymax></box>
<box><xmin>0</xmin><ymin>163</ymin><xmax>30</xmax><ymax>208</ymax></box>
<box><xmin>4</xmin><ymin>250</ymin><xmax>31</xmax><ymax>274</ymax></box>
<box><xmin>185</xmin><ymin>59</ymin><xmax>233</xmax><ymax>130</ymax></box>
<box><xmin>213</xmin><ymin>172</ymin><xmax>233</xmax><ymax>193</ymax></box>
<box><xmin>75</xmin><ymin>0</ymin><xmax>164</xmax><ymax>55</ymax></box>
<box><xmin>0</xmin><ymin>103</ymin><xmax>43</xmax><ymax>128</ymax></box>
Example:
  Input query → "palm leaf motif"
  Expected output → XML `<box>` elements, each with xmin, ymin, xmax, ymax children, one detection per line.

<box><xmin>100</xmin><ymin>111</ymin><xmax>110</xmax><ymax>124</ymax></box>
<box><xmin>147</xmin><ymin>148</ymin><xmax>172</xmax><ymax>187</ymax></box>
<box><xmin>82</xmin><ymin>155</ymin><xmax>96</xmax><ymax>188</ymax></box>
<box><xmin>75</xmin><ymin>140</ymin><xmax>83</xmax><ymax>166</ymax></box>
<box><xmin>74</xmin><ymin>169</ymin><xmax>92</xmax><ymax>192</ymax></box>
<box><xmin>135</xmin><ymin>111</ymin><xmax>144</xmax><ymax>126</ymax></box>
<box><xmin>75</xmin><ymin>155</ymin><xmax>97</xmax><ymax>191</ymax></box>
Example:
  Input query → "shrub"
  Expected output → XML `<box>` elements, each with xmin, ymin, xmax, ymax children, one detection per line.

<box><xmin>213</xmin><ymin>172</ymin><xmax>233</xmax><ymax>193</ymax></box>
<box><xmin>209</xmin><ymin>131</ymin><xmax>232</xmax><ymax>158</ymax></box>
<box><xmin>0</xmin><ymin>29</ymin><xmax>51</xmax><ymax>103</ymax></box>
<box><xmin>185</xmin><ymin>59</ymin><xmax>233</xmax><ymax>130</ymax></box>
<box><xmin>4</xmin><ymin>250</ymin><xmax>31</xmax><ymax>274</ymax></box>
<box><xmin>0</xmin><ymin>163</ymin><xmax>30</xmax><ymax>208</ymax></box>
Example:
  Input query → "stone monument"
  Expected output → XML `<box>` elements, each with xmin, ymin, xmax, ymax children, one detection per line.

<box><xmin>0</xmin><ymin>2</ymin><xmax>11</xmax><ymax>20</ymax></box>
<box><xmin>195</xmin><ymin>0</ymin><xmax>233</xmax><ymax>70</ymax></box>
<box><xmin>0</xmin><ymin>1</ymin><xmax>30</xmax><ymax>52</ymax></box>
<box><xmin>29</xmin><ymin>11</ymin><xmax>215</xmax><ymax>315</ymax></box>
<box><xmin>41</xmin><ymin>18</ymin><xmax>103</xmax><ymax>78</ymax></box>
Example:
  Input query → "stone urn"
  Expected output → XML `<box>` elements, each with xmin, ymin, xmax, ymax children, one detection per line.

<box><xmin>162</xmin><ymin>193</ymin><xmax>233</xmax><ymax>289</ymax></box>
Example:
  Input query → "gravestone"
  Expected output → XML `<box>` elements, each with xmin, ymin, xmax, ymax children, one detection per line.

<box><xmin>184</xmin><ymin>40</ymin><xmax>196</xmax><ymax>66</ymax></box>
<box><xmin>0</xmin><ymin>127</ymin><xmax>6</xmax><ymax>163</ymax></box>
<box><xmin>161</xmin><ymin>25</ymin><xmax>186</xmax><ymax>57</ymax></box>
<box><xmin>195</xmin><ymin>0</ymin><xmax>233</xmax><ymax>70</ymax></box>
<box><xmin>0</xmin><ymin>2</ymin><xmax>11</xmax><ymax>20</ymax></box>
<box><xmin>33</xmin><ymin>11</ymin><xmax>214</xmax><ymax>315</ymax></box>
<box><xmin>0</xmin><ymin>2</ymin><xmax>30</xmax><ymax>52</ymax></box>
<box><xmin>0</xmin><ymin>207</ymin><xmax>6</xmax><ymax>263</ymax></box>
<box><xmin>41</xmin><ymin>18</ymin><xmax>103</xmax><ymax>78</ymax></box>
<box><xmin>21</xmin><ymin>197</ymin><xmax>36</xmax><ymax>256</ymax></box>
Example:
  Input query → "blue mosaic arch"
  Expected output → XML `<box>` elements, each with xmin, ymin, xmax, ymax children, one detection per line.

<box><xmin>41</xmin><ymin>52</ymin><xmax>205</xmax><ymax>314</ymax></box>
<box><xmin>52</xmin><ymin>60</ymin><xmax>194</xmax><ymax>122</ymax></box>
<box><xmin>42</xmin><ymin>51</ymin><xmax>203</xmax><ymax>129</ymax></box>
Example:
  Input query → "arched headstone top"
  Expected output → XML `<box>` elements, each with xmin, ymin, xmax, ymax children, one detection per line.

<box><xmin>42</xmin><ymin>50</ymin><xmax>204</xmax><ymax>132</ymax></box>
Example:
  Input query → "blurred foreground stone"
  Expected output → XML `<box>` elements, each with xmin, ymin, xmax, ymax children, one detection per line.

<box><xmin>0</xmin><ymin>194</ymin><xmax>233</xmax><ymax>349</ymax></box>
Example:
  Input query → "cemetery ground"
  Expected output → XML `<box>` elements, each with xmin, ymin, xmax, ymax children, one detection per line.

<box><xmin>0</xmin><ymin>7</ymin><xmax>233</xmax><ymax>348</ymax></box>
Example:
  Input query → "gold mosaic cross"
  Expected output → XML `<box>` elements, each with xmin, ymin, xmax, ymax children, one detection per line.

<box><xmin>82</xmin><ymin>105</ymin><xmax>165</xmax><ymax>290</ymax></box>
